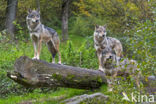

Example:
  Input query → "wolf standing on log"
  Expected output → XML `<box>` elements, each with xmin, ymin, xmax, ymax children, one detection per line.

<box><xmin>94</xmin><ymin>25</ymin><xmax>123</xmax><ymax>72</ymax></box>
<box><xmin>26</xmin><ymin>9</ymin><xmax>61</xmax><ymax>64</ymax></box>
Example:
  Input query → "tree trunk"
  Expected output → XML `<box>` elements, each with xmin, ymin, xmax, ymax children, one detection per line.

<box><xmin>7</xmin><ymin>56</ymin><xmax>107</xmax><ymax>89</ymax></box>
<box><xmin>61</xmin><ymin>0</ymin><xmax>69</xmax><ymax>42</ymax></box>
<box><xmin>36</xmin><ymin>0</ymin><xmax>40</xmax><ymax>11</ymax></box>
<box><xmin>6</xmin><ymin>0</ymin><xmax>18</xmax><ymax>40</ymax></box>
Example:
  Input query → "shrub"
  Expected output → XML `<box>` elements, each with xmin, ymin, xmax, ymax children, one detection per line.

<box><xmin>61</xmin><ymin>37</ymin><xmax>98</xmax><ymax>69</ymax></box>
<box><xmin>124</xmin><ymin>20</ymin><xmax>155</xmax><ymax>75</ymax></box>
<box><xmin>70</xmin><ymin>16</ymin><xmax>106</xmax><ymax>36</ymax></box>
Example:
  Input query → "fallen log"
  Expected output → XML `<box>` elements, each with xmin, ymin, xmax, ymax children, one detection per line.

<box><xmin>7</xmin><ymin>56</ymin><xmax>107</xmax><ymax>89</ymax></box>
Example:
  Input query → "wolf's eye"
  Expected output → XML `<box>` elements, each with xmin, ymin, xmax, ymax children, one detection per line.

<box><xmin>36</xmin><ymin>15</ymin><xmax>39</xmax><ymax>17</ymax></box>
<box><xmin>31</xmin><ymin>15</ymin><xmax>35</xmax><ymax>18</ymax></box>
<box><xmin>96</xmin><ymin>30</ymin><xmax>101</xmax><ymax>33</ymax></box>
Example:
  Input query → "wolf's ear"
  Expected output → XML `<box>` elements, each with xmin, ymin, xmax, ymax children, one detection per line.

<box><xmin>36</xmin><ymin>8</ymin><xmax>40</xmax><ymax>14</ymax></box>
<box><xmin>28</xmin><ymin>9</ymin><xmax>32</xmax><ymax>14</ymax></box>
<box><xmin>103</xmin><ymin>25</ymin><xmax>107</xmax><ymax>29</ymax></box>
<box><xmin>95</xmin><ymin>25</ymin><xmax>99</xmax><ymax>30</ymax></box>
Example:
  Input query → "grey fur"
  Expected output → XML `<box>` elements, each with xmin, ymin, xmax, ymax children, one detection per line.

<box><xmin>94</xmin><ymin>25</ymin><xmax>123</xmax><ymax>72</ymax></box>
<box><xmin>102</xmin><ymin>47</ymin><xmax>141</xmax><ymax>88</ymax></box>
<box><xmin>26</xmin><ymin>9</ymin><xmax>61</xmax><ymax>64</ymax></box>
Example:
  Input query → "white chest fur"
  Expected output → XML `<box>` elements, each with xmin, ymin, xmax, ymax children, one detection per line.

<box><xmin>30</xmin><ymin>32</ymin><xmax>40</xmax><ymax>39</ymax></box>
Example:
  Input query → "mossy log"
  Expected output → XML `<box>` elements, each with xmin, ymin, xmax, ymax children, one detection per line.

<box><xmin>7</xmin><ymin>56</ymin><xmax>107</xmax><ymax>89</ymax></box>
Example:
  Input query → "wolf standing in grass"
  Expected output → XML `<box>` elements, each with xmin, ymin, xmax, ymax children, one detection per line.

<box><xmin>26</xmin><ymin>9</ymin><xmax>61</xmax><ymax>64</ymax></box>
<box><xmin>94</xmin><ymin>25</ymin><xmax>123</xmax><ymax>72</ymax></box>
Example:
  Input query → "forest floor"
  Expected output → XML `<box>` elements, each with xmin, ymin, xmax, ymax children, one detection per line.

<box><xmin>0</xmin><ymin>34</ymin><xmax>151</xmax><ymax>104</ymax></box>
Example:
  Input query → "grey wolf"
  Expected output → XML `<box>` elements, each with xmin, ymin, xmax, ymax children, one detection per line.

<box><xmin>26</xmin><ymin>9</ymin><xmax>61</xmax><ymax>64</ymax></box>
<box><xmin>101</xmin><ymin>47</ymin><xmax>141</xmax><ymax>89</ymax></box>
<box><xmin>94</xmin><ymin>25</ymin><xmax>123</xmax><ymax>72</ymax></box>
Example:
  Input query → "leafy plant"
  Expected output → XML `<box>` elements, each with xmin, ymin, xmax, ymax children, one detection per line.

<box><xmin>124</xmin><ymin>20</ymin><xmax>156</xmax><ymax>75</ymax></box>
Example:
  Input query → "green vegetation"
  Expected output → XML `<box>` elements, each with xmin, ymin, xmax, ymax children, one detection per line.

<box><xmin>0</xmin><ymin>20</ymin><xmax>155</xmax><ymax>103</ymax></box>
<box><xmin>0</xmin><ymin>0</ymin><xmax>155</xmax><ymax>103</ymax></box>
<box><xmin>0</xmin><ymin>88</ymin><xmax>86</xmax><ymax>104</ymax></box>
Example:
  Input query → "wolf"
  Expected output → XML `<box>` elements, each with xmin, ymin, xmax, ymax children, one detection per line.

<box><xmin>26</xmin><ymin>9</ymin><xmax>61</xmax><ymax>64</ymax></box>
<box><xmin>94</xmin><ymin>25</ymin><xmax>123</xmax><ymax>72</ymax></box>
<box><xmin>101</xmin><ymin>47</ymin><xmax>119</xmax><ymax>76</ymax></box>
<box><xmin>101</xmin><ymin>47</ymin><xmax>141</xmax><ymax>89</ymax></box>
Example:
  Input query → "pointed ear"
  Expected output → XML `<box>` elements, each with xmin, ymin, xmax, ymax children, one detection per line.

<box><xmin>28</xmin><ymin>9</ymin><xmax>32</xmax><ymax>14</ymax></box>
<box><xmin>95</xmin><ymin>25</ymin><xmax>99</xmax><ymax>30</ymax></box>
<box><xmin>103</xmin><ymin>25</ymin><xmax>107</xmax><ymax>29</ymax></box>
<box><xmin>36</xmin><ymin>8</ymin><xmax>40</xmax><ymax>14</ymax></box>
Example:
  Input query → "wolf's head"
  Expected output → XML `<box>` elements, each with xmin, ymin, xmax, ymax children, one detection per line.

<box><xmin>94</xmin><ymin>25</ymin><xmax>107</xmax><ymax>41</ymax></box>
<box><xmin>102</xmin><ymin>47</ymin><xmax>117</xmax><ymax>68</ymax></box>
<box><xmin>26</xmin><ymin>9</ymin><xmax>40</xmax><ymax>26</ymax></box>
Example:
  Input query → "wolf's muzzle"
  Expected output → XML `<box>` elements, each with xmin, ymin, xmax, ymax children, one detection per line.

<box><xmin>36</xmin><ymin>20</ymin><xmax>39</xmax><ymax>22</ymax></box>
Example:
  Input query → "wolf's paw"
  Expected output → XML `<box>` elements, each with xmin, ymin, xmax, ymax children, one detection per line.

<box><xmin>98</xmin><ymin>68</ymin><xmax>105</xmax><ymax>73</ymax></box>
<box><xmin>52</xmin><ymin>61</ymin><xmax>55</xmax><ymax>64</ymax></box>
<box><xmin>32</xmin><ymin>57</ymin><xmax>37</xmax><ymax>59</ymax></box>
<box><xmin>58</xmin><ymin>61</ymin><xmax>62</xmax><ymax>65</ymax></box>
<box><xmin>32</xmin><ymin>57</ymin><xmax>39</xmax><ymax>60</ymax></box>
<box><xmin>98</xmin><ymin>70</ymin><xmax>104</xmax><ymax>73</ymax></box>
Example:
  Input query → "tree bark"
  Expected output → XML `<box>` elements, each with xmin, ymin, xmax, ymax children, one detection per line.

<box><xmin>36</xmin><ymin>0</ymin><xmax>40</xmax><ymax>11</ymax></box>
<box><xmin>6</xmin><ymin>0</ymin><xmax>18</xmax><ymax>40</ymax></box>
<box><xmin>7</xmin><ymin>56</ymin><xmax>107</xmax><ymax>89</ymax></box>
<box><xmin>61</xmin><ymin>0</ymin><xmax>70</xmax><ymax>41</ymax></box>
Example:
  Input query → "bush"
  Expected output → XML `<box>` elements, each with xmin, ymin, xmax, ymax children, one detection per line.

<box><xmin>61</xmin><ymin>37</ymin><xmax>98</xmax><ymax>69</ymax></box>
<box><xmin>124</xmin><ymin>20</ymin><xmax>155</xmax><ymax>75</ymax></box>
<box><xmin>70</xmin><ymin>16</ymin><xmax>107</xmax><ymax>36</ymax></box>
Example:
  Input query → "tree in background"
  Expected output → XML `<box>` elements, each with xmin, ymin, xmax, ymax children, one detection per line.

<box><xmin>36</xmin><ymin>0</ymin><xmax>40</xmax><ymax>11</ymax></box>
<box><xmin>62</xmin><ymin>0</ymin><xmax>71</xmax><ymax>41</ymax></box>
<box><xmin>0</xmin><ymin>0</ymin><xmax>7</xmax><ymax>31</ymax></box>
<box><xmin>0</xmin><ymin>0</ymin><xmax>154</xmax><ymax>40</ymax></box>
<box><xmin>6</xmin><ymin>0</ymin><xmax>18</xmax><ymax>40</ymax></box>
<box><xmin>72</xmin><ymin>0</ymin><xmax>153</xmax><ymax>35</ymax></box>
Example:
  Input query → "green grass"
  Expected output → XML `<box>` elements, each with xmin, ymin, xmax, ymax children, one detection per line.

<box><xmin>0</xmin><ymin>34</ymin><xmax>89</xmax><ymax>104</ymax></box>
<box><xmin>0</xmin><ymin>34</ymin><xmax>145</xmax><ymax>104</ymax></box>
<box><xmin>57</xmin><ymin>29</ymin><xmax>86</xmax><ymax>47</ymax></box>
<box><xmin>0</xmin><ymin>88</ymin><xmax>86</xmax><ymax>104</ymax></box>
<box><xmin>68</xmin><ymin>35</ymin><xmax>86</xmax><ymax>47</ymax></box>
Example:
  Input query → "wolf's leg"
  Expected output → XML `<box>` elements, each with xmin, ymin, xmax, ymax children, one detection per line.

<box><xmin>114</xmin><ymin>43</ymin><xmax>123</xmax><ymax>58</ymax></box>
<box><xmin>51</xmin><ymin>39</ymin><xmax>56</xmax><ymax>51</ymax></box>
<box><xmin>32</xmin><ymin>40</ymin><xmax>38</xmax><ymax>59</ymax></box>
<box><xmin>50</xmin><ymin>39</ymin><xmax>57</xmax><ymax>64</ymax></box>
<box><xmin>56</xmin><ymin>42</ymin><xmax>61</xmax><ymax>64</ymax></box>
<box><xmin>134</xmin><ymin>71</ymin><xmax>141</xmax><ymax>88</ymax></box>
<box><xmin>47</xmin><ymin>40</ymin><xmax>57</xmax><ymax>63</ymax></box>
<box><xmin>107</xmin><ymin>78</ymin><xmax>113</xmax><ymax>92</ymax></box>
<box><xmin>36</xmin><ymin>39</ymin><xmax>42</xmax><ymax>59</ymax></box>
<box><xmin>117</xmin><ymin>49</ymin><xmax>123</xmax><ymax>58</ymax></box>
<box><xmin>58</xmin><ymin>50</ymin><xmax>61</xmax><ymax>64</ymax></box>
<box><xmin>98</xmin><ymin>52</ymin><xmax>105</xmax><ymax>72</ymax></box>
<box><xmin>51</xmin><ymin>37</ymin><xmax>61</xmax><ymax>64</ymax></box>
<box><xmin>136</xmin><ymin>76</ymin><xmax>140</xmax><ymax>88</ymax></box>
<box><xmin>52</xmin><ymin>54</ymin><xmax>56</xmax><ymax>63</ymax></box>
